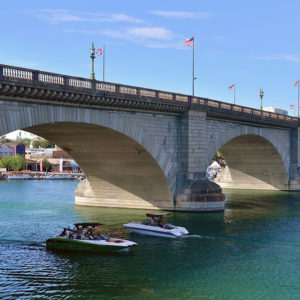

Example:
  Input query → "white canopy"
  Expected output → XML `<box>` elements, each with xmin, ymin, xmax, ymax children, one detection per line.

<box><xmin>209</xmin><ymin>161</ymin><xmax>221</xmax><ymax>169</ymax></box>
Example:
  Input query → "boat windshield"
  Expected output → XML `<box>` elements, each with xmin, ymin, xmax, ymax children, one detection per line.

<box><xmin>58</xmin><ymin>223</ymin><xmax>109</xmax><ymax>241</ymax></box>
<box><xmin>146</xmin><ymin>213</ymin><xmax>170</xmax><ymax>218</ymax></box>
<box><xmin>145</xmin><ymin>213</ymin><xmax>170</xmax><ymax>228</ymax></box>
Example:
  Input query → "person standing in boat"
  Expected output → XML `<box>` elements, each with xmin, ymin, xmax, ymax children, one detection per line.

<box><xmin>150</xmin><ymin>217</ymin><xmax>156</xmax><ymax>226</ymax></box>
<box><xmin>158</xmin><ymin>217</ymin><xmax>165</xmax><ymax>228</ymax></box>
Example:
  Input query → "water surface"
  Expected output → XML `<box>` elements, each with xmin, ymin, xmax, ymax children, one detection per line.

<box><xmin>1</xmin><ymin>181</ymin><xmax>300</xmax><ymax>299</ymax></box>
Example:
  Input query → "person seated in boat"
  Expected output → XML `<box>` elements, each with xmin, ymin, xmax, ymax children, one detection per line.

<box><xmin>58</xmin><ymin>228</ymin><xmax>67</xmax><ymax>237</ymax></box>
<box><xmin>158</xmin><ymin>217</ymin><xmax>165</xmax><ymax>228</ymax></box>
<box><xmin>82</xmin><ymin>228</ymin><xmax>92</xmax><ymax>239</ymax></box>
<box><xmin>75</xmin><ymin>230</ymin><xmax>82</xmax><ymax>239</ymax></box>
<box><xmin>91</xmin><ymin>226</ymin><xmax>102</xmax><ymax>239</ymax></box>
<box><xmin>150</xmin><ymin>217</ymin><xmax>157</xmax><ymax>226</ymax></box>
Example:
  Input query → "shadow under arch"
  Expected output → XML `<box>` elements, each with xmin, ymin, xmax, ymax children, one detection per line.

<box><xmin>212</xmin><ymin>134</ymin><xmax>288</xmax><ymax>190</ymax></box>
<box><xmin>24</xmin><ymin>122</ymin><xmax>173</xmax><ymax>209</ymax></box>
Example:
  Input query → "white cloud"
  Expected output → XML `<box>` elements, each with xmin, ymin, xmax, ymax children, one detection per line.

<box><xmin>128</xmin><ymin>27</ymin><xmax>174</xmax><ymax>40</ymax></box>
<box><xmin>150</xmin><ymin>10</ymin><xmax>213</xmax><ymax>19</ymax></box>
<box><xmin>29</xmin><ymin>9</ymin><xmax>142</xmax><ymax>24</ymax></box>
<box><xmin>3</xmin><ymin>60</ymin><xmax>39</xmax><ymax>69</ymax></box>
<box><xmin>251</xmin><ymin>55</ymin><xmax>300</xmax><ymax>63</ymax></box>
<box><xmin>145</xmin><ymin>41</ymin><xmax>185</xmax><ymax>49</ymax></box>
<box><xmin>64</xmin><ymin>29</ymin><xmax>96</xmax><ymax>35</ymax></box>
<box><xmin>65</xmin><ymin>26</ymin><xmax>181</xmax><ymax>48</ymax></box>
<box><xmin>215</xmin><ymin>35</ymin><xmax>229</xmax><ymax>43</ymax></box>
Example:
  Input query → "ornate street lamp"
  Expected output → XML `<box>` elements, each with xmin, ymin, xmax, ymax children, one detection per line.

<box><xmin>260</xmin><ymin>88</ymin><xmax>264</xmax><ymax>110</ymax></box>
<box><xmin>90</xmin><ymin>42</ymin><xmax>95</xmax><ymax>80</ymax></box>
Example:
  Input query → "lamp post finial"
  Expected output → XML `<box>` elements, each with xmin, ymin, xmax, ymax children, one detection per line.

<box><xmin>90</xmin><ymin>42</ymin><xmax>95</xmax><ymax>80</ymax></box>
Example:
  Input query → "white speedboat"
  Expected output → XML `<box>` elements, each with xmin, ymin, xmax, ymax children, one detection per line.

<box><xmin>123</xmin><ymin>213</ymin><xmax>189</xmax><ymax>238</ymax></box>
<box><xmin>46</xmin><ymin>223</ymin><xmax>137</xmax><ymax>253</ymax></box>
<box><xmin>46</xmin><ymin>174</ymin><xmax>75</xmax><ymax>180</ymax></box>
<box><xmin>7</xmin><ymin>174</ymin><xmax>32</xmax><ymax>180</ymax></box>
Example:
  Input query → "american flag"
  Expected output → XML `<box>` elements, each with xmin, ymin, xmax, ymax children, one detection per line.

<box><xmin>228</xmin><ymin>84</ymin><xmax>235</xmax><ymax>90</ymax></box>
<box><xmin>294</xmin><ymin>80</ymin><xmax>299</xmax><ymax>86</ymax></box>
<box><xmin>96</xmin><ymin>48</ymin><xmax>103</xmax><ymax>56</ymax></box>
<box><xmin>290</xmin><ymin>104</ymin><xmax>295</xmax><ymax>109</ymax></box>
<box><xmin>185</xmin><ymin>37</ymin><xmax>194</xmax><ymax>46</ymax></box>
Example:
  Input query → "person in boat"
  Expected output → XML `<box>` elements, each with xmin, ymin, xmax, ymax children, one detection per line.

<box><xmin>158</xmin><ymin>216</ymin><xmax>165</xmax><ymax>228</ymax></box>
<box><xmin>83</xmin><ymin>227</ymin><xmax>93</xmax><ymax>239</ymax></box>
<box><xmin>150</xmin><ymin>217</ymin><xmax>157</xmax><ymax>226</ymax></box>
<box><xmin>58</xmin><ymin>228</ymin><xmax>67</xmax><ymax>237</ymax></box>
<box><xmin>91</xmin><ymin>226</ymin><xmax>102</xmax><ymax>239</ymax></box>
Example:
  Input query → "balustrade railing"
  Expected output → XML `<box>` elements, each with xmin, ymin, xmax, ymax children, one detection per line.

<box><xmin>39</xmin><ymin>73</ymin><xmax>64</xmax><ymax>85</ymax></box>
<box><xmin>69</xmin><ymin>78</ymin><xmax>92</xmax><ymax>89</ymax></box>
<box><xmin>3</xmin><ymin>66</ymin><xmax>33</xmax><ymax>80</ymax></box>
<box><xmin>119</xmin><ymin>86</ymin><xmax>137</xmax><ymax>95</ymax></box>
<box><xmin>96</xmin><ymin>83</ymin><xmax>116</xmax><ymax>92</ymax></box>
<box><xmin>0</xmin><ymin>64</ymin><xmax>298</xmax><ymax>124</ymax></box>
<box><xmin>158</xmin><ymin>92</ymin><xmax>173</xmax><ymax>101</ymax></box>
<box><xmin>140</xmin><ymin>89</ymin><xmax>156</xmax><ymax>98</ymax></box>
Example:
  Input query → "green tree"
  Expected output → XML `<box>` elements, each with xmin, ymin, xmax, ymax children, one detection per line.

<box><xmin>32</xmin><ymin>140</ymin><xmax>41</xmax><ymax>148</ymax></box>
<box><xmin>9</xmin><ymin>155</ymin><xmax>26</xmax><ymax>171</ymax></box>
<box><xmin>19</xmin><ymin>138</ymin><xmax>31</xmax><ymax>147</ymax></box>
<box><xmin>213</xmin><ymin>151</ymin><xmax>223</xmax><ymax>161</ymax></box>
<box><xmin>42</xmin><ymin>159</ymin><xmax>52</xmax><ymax>171</ymax></box>
<box><xmin>0</xmin><ymin>138</ymin><xmax>12</xmax><ymax>143</ymax></box>
<box><xmin>41</xmin><ymin>139</ymin><xmax>55</xmax><ymax>148</ymax></box>
<box><xmin>0</xmin><ymin>156</ymin><xmax>12</xmax><ymax>170</ymax></box>
<box><xmin>0</xmin><ymin>155</ymin><xmax>26</xmax><ymax>171</ymax></box>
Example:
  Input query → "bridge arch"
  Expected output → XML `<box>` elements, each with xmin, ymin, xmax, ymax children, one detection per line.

<box><xmin>0</xmin><ymin>102</ymin><xmax>175</xmax><ymax>209</ymax></box>
<box><xmin>207</xmin><ymin>128</ymin><xmax>289</xmax><ymax>190</ymax></box>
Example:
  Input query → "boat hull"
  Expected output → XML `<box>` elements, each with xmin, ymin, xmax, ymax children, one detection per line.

<box><xmin>123</xmin><ymin>223</ymin><xmax>189</xmax><ymax>238</ymax></box>
<box><xmin>46</xmin><ymin>237</ymin><xmax>136</xmax><ymax>253</ymax></box>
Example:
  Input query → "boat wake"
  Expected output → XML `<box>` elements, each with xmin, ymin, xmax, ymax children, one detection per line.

<box><xmin>0</xmin><ymin>239</ymin><xmax>46</xmax><ymax>248</ymax></box>
<box><xmin>181</xmin><ymin>234</ymin><xmax>216</xmax><ymax>239</ymax></box>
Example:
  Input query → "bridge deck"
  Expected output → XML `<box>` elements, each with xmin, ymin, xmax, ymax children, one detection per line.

<box><xmin>0</xmin><ymin>64</ymin><xmax>298</xmax><ymax>129</ymax></box>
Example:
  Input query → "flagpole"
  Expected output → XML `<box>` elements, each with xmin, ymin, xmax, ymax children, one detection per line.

<box><xmin>234</xmin><ymin>84</ymin><xmax>236</xmax><ymax>104</ymax></box>
<box><xmin>103</xmin><ymin>44</ymin><xmax>105</xmax><ymax>82</ymax></box>
<box><xmin>298</xmin><ymin>80</ymin><xmax>300</xmax><ymax>118</ymax></box>
<box><xmin>192</xmin><ymin>35</ymin><xmax>195</xmax><ymax>96</ymax></box>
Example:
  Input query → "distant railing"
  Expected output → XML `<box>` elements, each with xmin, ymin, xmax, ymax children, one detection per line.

<box><xmin>39</xmin><ymin>73</ymin><xmax>64</xmax><ymax>85</ymax></box>
<box><xmin>3</xmin><ymin>66</ymin><xmax>33</xmax><ymax>80</ymax></box>
<box><xmin>0</xmin><ymin>64</ymin><xmax>298</xmax><ymax>125</ymax></box>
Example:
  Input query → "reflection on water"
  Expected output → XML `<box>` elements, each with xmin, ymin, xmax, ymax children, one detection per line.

<box><xmin>1</xmin><ymin>181</ymin><xmax>300</xmax><ymax>299</ymax></box>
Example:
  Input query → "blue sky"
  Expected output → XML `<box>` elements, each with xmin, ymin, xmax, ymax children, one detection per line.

<box><xmin>1</xmin><ymin>0</ymin><xmax>300</xmax><ymax>114</ymax></box>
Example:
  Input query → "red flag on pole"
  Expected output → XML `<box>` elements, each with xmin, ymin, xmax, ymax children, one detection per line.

<box><xmin>40</xmin><ymin>160</ymin><xmax>43</xmax><ymax>172</ymax></box>
<box><xmin>229</xmin><ymin>84</ymin><xmax>235</xmax><ymax>90</ymax></box>
<box><xmin>96</xmin><ymin>48</ymin><xmax>103</xmax><ymax>56</ymax></box>
<box><xmin>290</xmin><ymin>104</ymin><xmax>295</xmax><ymax>109</ymax></box>
<box><xmin>294</xmin><ymin>80</ymin><xmax>299</xmax><ymax>86</ymax></box>
<box><xmin>184</xmin><ymin>37</ymin><xmax>194</xmax><ymax>46</ymax></box>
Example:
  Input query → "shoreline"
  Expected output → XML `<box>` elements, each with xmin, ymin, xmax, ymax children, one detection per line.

<box><xmin>0</xmin><ymin>171</ymin><xmax>85</xmax><ymax>180</ymax></box>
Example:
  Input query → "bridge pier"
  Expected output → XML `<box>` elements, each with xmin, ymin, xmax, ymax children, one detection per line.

<box><xmin>75</xmin><ymin>178</ymin><xmax>170</xmax><ymax>210</ymax></box>
<box><xmin>288</xmin><ymin>128</ymin><xmax>300</xmax><ymax>190</ymax></box>
<box><xmin>175</xmin><ymin>110</ymin><xmax>225</xmax><ymax>212</ymax></box>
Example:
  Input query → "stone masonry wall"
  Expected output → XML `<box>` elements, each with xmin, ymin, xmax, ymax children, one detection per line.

<box><xmin>0</xmin><ymin>100</ymin><xmax>178</xmax><ymax>196</ymax></box>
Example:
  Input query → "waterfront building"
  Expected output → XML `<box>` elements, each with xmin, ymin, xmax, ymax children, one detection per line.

<box><xmin>263</xmin><ymin>106</ymin><xmax>288</xmax><ymax>115</ymax></box>
<box><xmin>0</xmin><ymin>143</ymin><xmax>15</xmax><ymax>158</ymax></box>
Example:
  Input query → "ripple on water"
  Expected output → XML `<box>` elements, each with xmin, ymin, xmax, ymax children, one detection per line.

<box><xmin>1</xmin><ymin>184</ymin><xmax>300</xmax><ymax>299</ymax></box>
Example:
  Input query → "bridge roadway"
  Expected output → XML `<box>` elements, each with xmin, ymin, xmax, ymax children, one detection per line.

<box><xmin>0</xmin><ymin>64</ymin><xmax>300</xmax><ymax>212</ymax></box>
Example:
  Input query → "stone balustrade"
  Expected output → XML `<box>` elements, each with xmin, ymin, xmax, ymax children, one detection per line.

<box><xmin>0</xmin><ymin>64</ymin><xmax>298</xmax><ymax>128</ymax></box>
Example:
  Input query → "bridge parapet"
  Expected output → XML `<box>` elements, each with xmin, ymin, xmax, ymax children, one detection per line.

<box><xmin>0</xmin><ymin>64</ymin><xmax>298</xmax><ymax>128</ymax></box>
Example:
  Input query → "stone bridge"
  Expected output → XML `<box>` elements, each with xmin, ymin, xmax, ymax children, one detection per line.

<box><xmin>0</xmin><ymin>64</ymin><xmax>299</xmax><ymax>212</ymax></box>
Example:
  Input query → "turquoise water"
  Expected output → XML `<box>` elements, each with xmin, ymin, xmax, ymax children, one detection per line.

<box><xmin>1</xmin><ymin>181</ymin><xmax>300</xmax><ymax>299</ymax></box>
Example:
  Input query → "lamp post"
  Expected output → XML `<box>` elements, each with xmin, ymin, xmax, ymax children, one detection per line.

<box><xmin>259</xmin><ymin>88</ymin><xmax>264</xmax><ymax>110</ymax></box>
<box><xmin>90</xmin><ymin>42</ymin><xmax>95</xmax><ymax>80</ymax></box>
